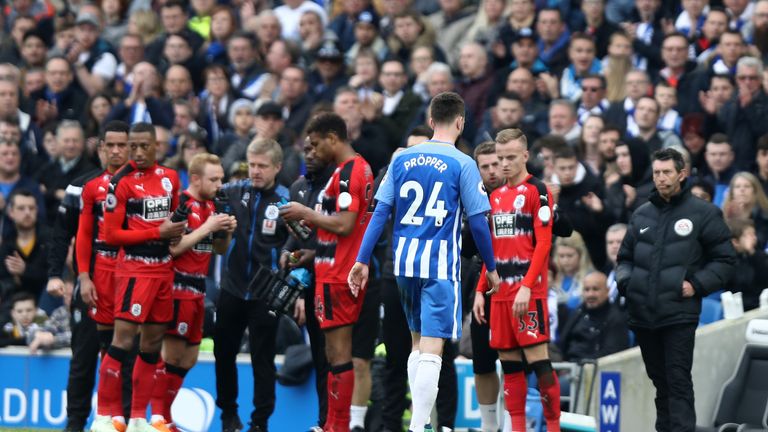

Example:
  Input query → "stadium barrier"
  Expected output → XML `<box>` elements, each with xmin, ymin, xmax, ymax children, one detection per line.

<box><xmin>0</xmin><ymin>349</ymin><xmax>508</xmax><ymax>430</ymax></box>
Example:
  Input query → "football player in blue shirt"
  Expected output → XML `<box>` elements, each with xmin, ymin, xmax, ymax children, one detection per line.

<box><xmin>349</xmin><ymin>92</ymin><xmax>500</xmax><ymax>432</ymax></box>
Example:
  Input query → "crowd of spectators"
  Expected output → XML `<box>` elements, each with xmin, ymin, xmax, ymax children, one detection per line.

<box><xmin>0</xmin><ymin>0</ymin><xmax>766</xmax><ymax>364</ymax></box>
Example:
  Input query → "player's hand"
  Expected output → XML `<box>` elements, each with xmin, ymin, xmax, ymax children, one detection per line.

<box><xmin>223</xmin><ymin>215</ymin><xmax>237</xmax><ymax>233</ymax></box>
<box><xmin>46</xmin><ymin>277</ymin><xmax>65</xmax><ymax>297</ymax></box>
<box><xmin>289</xmin><ymin>249</ymin><xmax>315</xmax><ymax>269</ymax></box>
<box><xmin>513</xmin><ymin>286</ymin><xmax>531</xmax><ymax>318</ymax></box>
<box><xmin>348</xmin><ymin>262</ymin><xmax>368</xmax><ymax>298</ymax></box>
<box><xmin>682</xmin><ymin>280</ymin><xmax>695</xmax><ymax>298</ymax></box>
<box><xmin>203</xmin><ymin>214</ymin><xmax>232</xmax><ymax>233</ymax></box>
<box><xmin>279</xmin><ymin>250</ymin><xmax>291</xmax><ymax>269</ymax></box>
<box><xmin>159</xmin><ymin>218</ymin><xmax>187</xmax><ymax>240</ymax></box>
<box><xmin>485</xmin><ymin>269</ymin><xmax>501</xmax><ymax>296</ymax></box>
<box><xmin>279</xmin><ymin>201</ymin><xmax>309</xmax><ymax>221</ymax></box>
<box><xmin>79</xmin><ymin>273</ymin><xmax>98</xmax><ymax>307</ymax></box>
<box><xmin>472</xmin><ymin>291</ymin><xmax>487</xmax><ymax>324</ymax></box>
<box><xmin>293</xmin><ymin>297</ymin><xmax>306</xmax><ymax>326</ymax></box>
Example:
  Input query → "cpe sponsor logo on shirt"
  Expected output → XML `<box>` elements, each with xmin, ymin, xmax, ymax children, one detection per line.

<box><xmin>143</xmin><ymin>196</ymin><xmax>171</xmax><ymax>220</ymax></box>
<box><xmin>493</xmin><ymin>213</ymin><xmax>517</xmax><ymax>237</ymax></box>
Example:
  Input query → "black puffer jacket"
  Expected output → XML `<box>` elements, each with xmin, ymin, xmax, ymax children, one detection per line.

<box><xmin>615</xmin><ymin>184</ymin><xmax>736</xmax><ymax>329</ymax></box>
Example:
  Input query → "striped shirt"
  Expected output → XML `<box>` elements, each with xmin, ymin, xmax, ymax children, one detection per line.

<box><xmin>375</xmin><ymin>141</ymin><xmax>490</xmax><ymax>281</ymax></box>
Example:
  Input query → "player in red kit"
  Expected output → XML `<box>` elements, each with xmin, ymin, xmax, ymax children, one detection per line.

<box><xmin>77</xmin><ymin>121</ymin><xmax>131</xmax><ymax>346</ymax></box>
<box><xmin>473</xmin><ymin>129</ymin><xmax>561</xmax><ymax>432</ymax></box>
<box><xmin>148</xmin><ymin>153</ymin><xmax>236</xmax><ymax>432</ymax></box>
<box><xmin>279</xmin><ymin>113</ymin><xmax>373</xmax><ymax>432</ymax></box>
<box><xmin>75</xmin><ymin>121</ymin><xmax>131</xmax><ymax>431</ymax></box>
<box><xmin>92</xmin><ymin>123</ymin><xmax>186</xmax><ymax>432</ymax></box>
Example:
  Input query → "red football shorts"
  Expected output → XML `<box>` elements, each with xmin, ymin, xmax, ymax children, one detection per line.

<box><xmin>166</xmin><ymin>297</ymin><xmax>204</xmax><ymax>345</ymax></box>
<box><xmin>314</xmin><ymin>282</ymin><xmax>365</xmax><ymax>330</ymax></box>
<box><xmin>489</xmin><ymin>298</ymin><xmax>550</xmax><ymax>350</ymax></box>
<box><xmin>89</xmin><ymin>267</ymin><xmax>117</xmax><ymax>325</ymax></box>
<box><xmin>113</xmin><ymin>275</ymin><xmax>173</xmax><ymax>324</ymax></box>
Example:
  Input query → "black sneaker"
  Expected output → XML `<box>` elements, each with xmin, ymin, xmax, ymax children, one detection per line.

<box><xmin>222</xmin><ymin>416</ymin><xmax>244</xmax><ymax>432</ymax></box>
<box><xmin>246</xmin><ymin>426</ymin><xmax>266</xmax><ymax>432</ymax></box>
<box><xmin>62</xmin><ymin>426</ymin><xmax>83</xmax><ymax>432</ymax></box>
<box><xmin>351</xmin><ymin>427</ymin><xmax>365</xmax><ymax>432</ymax></box>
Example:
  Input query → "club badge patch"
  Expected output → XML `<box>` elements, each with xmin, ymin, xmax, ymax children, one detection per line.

<box><xmin>265</xmin><ymin>205</ymin><xmax>280</xmax><ymax>220</ymax></box>
<box><xmin>513</xmin><ymin>195</ymin><xmax>525</xmax><ymax>210</ymax></box>
<box><xmin>177</xmin><ymin>322</ymin><xmax>188</xmax><ymax>335</ymax></box>
<box><xmin>674</xmin><ymin>218</ymin><xmax>693</xmax><ymax>236</ymax></box>
<box><xmin>131</xmin><ymin>304</ymin><xmax>142</xmax><ymax>317</ymax></box>
<box><xmin>161</xmin><ymin>177</ymin><xmax>173</xmax><ymax>192</ymax></box>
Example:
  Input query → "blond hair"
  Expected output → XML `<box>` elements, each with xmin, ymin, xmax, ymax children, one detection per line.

<box><xmin>247</xmin><ymin>138</ymin><xmax>283</xmax><ymax>167</ymax></box>
<box><xmin>553</xmin><ymin>232</ymin><xmax>594</xmax><ymax>283</ymax></box>
<box><xmin>723</xmin><ymin>171</ymin><xmax>768</xmax><ymax>214</ymax></box>
<box><xmin>188</xmin><ymin>153</ymin><xmax>222</xmax><ymax>177</ymax></box>
<box><xmin>495</xmin><ymin>128</ymin><xmax>528</xmax><ymax>147</ymax></box>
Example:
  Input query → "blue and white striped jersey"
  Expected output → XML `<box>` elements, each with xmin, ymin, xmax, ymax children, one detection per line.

<box><xmin>375</xmin><ymin>141</ymin><xmax>490</xmax><ymax>281</ymax></box>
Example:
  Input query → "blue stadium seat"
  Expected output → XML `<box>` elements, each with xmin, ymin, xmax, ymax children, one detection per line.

<box><xmin>699</xmin><ymin>297</ymin><xmax>723</xmax><ymax>326</ymax></box>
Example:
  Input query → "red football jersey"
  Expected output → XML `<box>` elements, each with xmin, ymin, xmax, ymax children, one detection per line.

<box><xmin>172</xmin><ymin>191</ymin><xmax>215</xmax><ymax>299</ymax></box>
<box><xmin>76</xmin><ymin>170</ymin><xmax>119</xmax><ymax>273</ymax></box>
<box><xmin>477</xmin><ymin>175</ymin><xmax>553</xmax><ymax>301</ymax></box>
<box><xmin>315</xmin><ymin>155</ymin><xmax>374</xmax><ymax>284</ymax></box>
<box><xmin>104</xmin><ymin>162</ymin><xmax>181</xmax><ymax>277</ymax></box>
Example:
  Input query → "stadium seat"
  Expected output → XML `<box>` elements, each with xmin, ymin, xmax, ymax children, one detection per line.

<box><xmin>699</xmin><ymin>297</ymin><xmax>724</xmax><ymax>326</ymax></box>
<box><xmin>695</xmin><ymin>344</ymin><xmax>768</xmax><ymax>432</ymax></box>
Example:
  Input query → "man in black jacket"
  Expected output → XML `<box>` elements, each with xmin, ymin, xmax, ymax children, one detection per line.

<box><xmin>279</xmin><ymin>135</ymin><xmax>334</xmax><ymax>431</ymax></box>
<box><xmin>616</xmin><ymin>148</ymin><xmax>736</xmax><ymax>432</ymax></box>
<box><xmin>34</xmin><ymin>121</ymin><xmax>95</xmax><ymax>224</ymax></box>
<box><xmin>214</xmin><ymin>138</ymin><xmax>291</xmax><ymax>432</ymax></box>
<box><xmin>558</xmin><ymin>272</ymin><xmax>628</xmax><ymax>362</ymax></box>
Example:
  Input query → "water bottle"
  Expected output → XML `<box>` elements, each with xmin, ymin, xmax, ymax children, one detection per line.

<box><xmin>170</xmin><ymin>202</ymin><xmax>189</xmax><ymax>223</ymax></box>
<box><xmin>278</xmin><ymin>197</ymin><xmax>312</xmax><ymax>241</ymax></box>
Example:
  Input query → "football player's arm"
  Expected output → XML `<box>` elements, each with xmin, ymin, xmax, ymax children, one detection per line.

<box><xmin>171</xmin><ymin>212</ymin><xmax>231</xmax><ymax>257</ymax></box>
<box><xmin>303</xmin><ymin>210</ymin><xmax>358</xmax><ymax>236</ymax></box>
<box><xmin>356</xmin><ymin>164</ymin><xmax>395</xmax><ymax>265</ymax></box>
<box><xmin>75</xmin><ymin>184</ymin><xmax>95</xmax><ymax>275</ymax></box>
<box><xmin>170</xmin><ymin>229</ymin><xmax>211</xmax><ymax>258</ymax></box>
<box><xmin>521</xmin><ymin>193</ymin><xmax>553</xmax><ymax>288</ymax></box>
<box><xmin>460</xmin><ymin>162</ymin><xmax>496</xmax><ymax>272</ymax></box>
<box><xmin>305</xmin><ymin>170</ymin><xmax>368</xmax><ymax>236</ymax></box>
<box><xmin>355</xmin><ymin>200</ymin><xmax>392</xmax><ymax>265</ymax></box>
<box><xmin>468</xmin><ymin>213</ymin><xmax>496</xmax><ymax>272</ymax></box>
<box><xmin>104</xmin><ymin>183</ymin><xmax>161</xmax><ymax>245</ymax></box>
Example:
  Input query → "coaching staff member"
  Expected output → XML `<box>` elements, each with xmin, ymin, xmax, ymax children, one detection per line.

<box><xmin>616</xmin><ymin>148</ymin><xmax>735</xmax><ymax>432</ymax></box>
<box><xmin>214</xmin><ymin>138</ymin><xmax>291</xmax><ymax>432</ymax></box>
